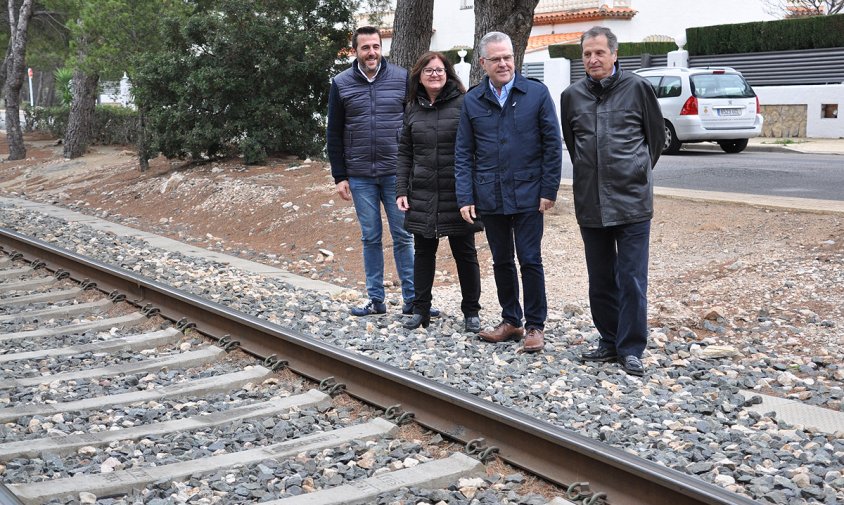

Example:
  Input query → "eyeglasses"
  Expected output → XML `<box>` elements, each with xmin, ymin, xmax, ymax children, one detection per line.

<box><xmin>423</xmin><ymin>67</ymin><xmax>446</xmax><ymax>76</ymax></box>
<box><xmin>484</xmin><ymin>55</ymin><xmax>513</xmax><ymax>64</ymax></box>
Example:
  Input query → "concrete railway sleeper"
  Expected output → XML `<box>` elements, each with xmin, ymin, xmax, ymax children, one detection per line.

<box><xmin>0</xmin><ymin>227</ymin><xmax>776</xmax><ymax>505</ymax></box>
<box><xmin>0</xmin><ymin>242</ymin><xmax>587</xmax><ymax>505</ymax></box>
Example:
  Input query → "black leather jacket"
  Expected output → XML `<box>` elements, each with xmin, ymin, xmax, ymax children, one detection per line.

<box><xmin>561</xmin><ymin>66</ymin><xmax>665</xmax><ymax>227</ymax></box>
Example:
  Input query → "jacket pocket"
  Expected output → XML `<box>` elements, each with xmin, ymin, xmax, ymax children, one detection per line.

<box><xmin>469</xmin><ymin>108</ymin><xmax>494</xmax><ymax>130</ymax></box>
<box><xmin>473</xmin><ymin>171</ymin><xmax>497</xmax><ymax>210</ymax></box>
<box><xmin>513</xmin><ymin>170</ymin><xmax>541</xmax><ymax>207</ymax></box>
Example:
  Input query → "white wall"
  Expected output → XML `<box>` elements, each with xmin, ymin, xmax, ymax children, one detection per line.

<box><xmin>613</xmin><ymin>0</ymin><xmax>777</xmax><ymax>42</ymax></box>
<box><xmin>430</xmin><ymin>2</ymin><xmax>476</xmax><ymax>51</ymax></box>
<box><xmin>425</xmin><ymin>0</ymin><xmax>778</xmax><ymax>52</ymax></box>
<box><xmin>755</xmin><ymin>84</ymin><xmax>844</xmax><ymax>138</ymax></box>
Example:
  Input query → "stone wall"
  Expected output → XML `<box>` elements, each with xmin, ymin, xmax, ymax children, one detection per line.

<box><xmin>761</xmin><ymin>104</ymin><xmax>807</xmax><ymax>138</ymax></box>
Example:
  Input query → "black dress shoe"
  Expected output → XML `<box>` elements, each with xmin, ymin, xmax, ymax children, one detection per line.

<box><xmin>581</xmin><ymin>345</ymin><xmax>618</xmax><ymax>362</ymax></box>
<box><xmin>402</xmin><ymin>303</ymin><xmax>440</xmax><ymax>317</ymax></box>
<box><xmin>404</xmin><ymin>313</ymin><xmax>430</xmax><ymax>329</ymax></box>
<box><xmin>464</xmin><ymin>316</ymin><xmax>481</xmax><ymax>333</ymax></box>
<box><xmin>619</xmin><ymin>355</ymin><xmax>645</xmax><ymax>376</ymax></box>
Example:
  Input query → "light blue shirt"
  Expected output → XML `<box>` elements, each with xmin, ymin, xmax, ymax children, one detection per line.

<box><xmin>489</xmin><ymin>75</ymin><xmax>515</xmax><ymax>107</ymax></box>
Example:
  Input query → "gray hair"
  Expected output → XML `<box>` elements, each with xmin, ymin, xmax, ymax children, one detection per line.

<box><xmin>581</xmin><ymin>26</ymin><xmax>618</xmax><ymax>54</ymax></box>
<box><xmin>479</xmin><ymin>31</ymin><xmax>513</xmax><ymax>58</ymax></box>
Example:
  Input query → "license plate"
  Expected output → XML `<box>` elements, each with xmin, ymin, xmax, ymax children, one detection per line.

<box><xmin>718</xmin><ymin>108</ymin><xmax>742</xmax><ymax>116</ymax></box>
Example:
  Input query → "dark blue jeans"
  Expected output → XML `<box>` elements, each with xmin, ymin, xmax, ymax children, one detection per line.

<box><xmin>349</xmin><ymin>176</ymin><xmax>415</xmax><ymax>304</ymax></box>
<box><xmin>481</xmin><ymin>211</ymin><xmax>546</xmax><ymax>329</ymax></box>
<box><xmin>579</xmin><ymin>220</ymin><xmax>651</xmax><ymax>358</ymax></box>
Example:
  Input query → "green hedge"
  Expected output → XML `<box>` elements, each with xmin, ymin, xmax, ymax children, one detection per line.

<box><xmin>442</xmin><ymin>48</ymin><xmax>474</xmax><ymax>65</ymax></box>
<box><xmin>687</xmin><ymin>14</ymin><xmax>844</xmax><ymax>55</ymax></box>
<box><xmin>549</xmin><ymin>41</ymin><xmax>676</xmax><ymax>59</ymax></box>
<box><xmin>26</xmin><ymin>105</ymin><xmax>139</xmax><ymax>145</ymax></box>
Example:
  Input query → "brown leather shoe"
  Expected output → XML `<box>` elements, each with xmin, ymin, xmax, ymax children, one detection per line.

<box><xmin>479</xmin><ymin>321</ymin><xmax>524</xmax><ymax>343</ymax></box>
<box><xmin>522</xmin><ymin>328</ymin><xmax>545</xmax><ymax>353</ymax></box>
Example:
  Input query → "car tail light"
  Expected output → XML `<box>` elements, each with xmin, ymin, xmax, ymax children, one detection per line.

<box><xmin>712</xmin><ymin>69</ymin><xmax>725</xmax><ymax>74</ymax></box>
<box><xmin>755</xmin><ymin>96</ymin><xmax>761</xmax><ymax>114</ymax></box>
<box><xmin>680</xmin><ymin>96</ymin><xmax>698</xmax><ymax>115</ymax></box>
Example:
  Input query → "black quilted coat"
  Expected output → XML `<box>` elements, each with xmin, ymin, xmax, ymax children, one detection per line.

<box><xmin>396</xmin><ymin>80</ymin><xmax>483</xmax><ymax>238</ymax></box>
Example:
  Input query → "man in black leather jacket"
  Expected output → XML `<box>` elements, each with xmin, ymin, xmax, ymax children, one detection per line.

<box><xmin>560</xmin><ymin>26</ymin><xmax>665</xmax><ymax>376</ymax></box>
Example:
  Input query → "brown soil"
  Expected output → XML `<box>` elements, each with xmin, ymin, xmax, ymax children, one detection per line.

<box><xmin>1</xmin><ymin>135</ymin><xmax>842</xmax><ymax>356</ymax></box>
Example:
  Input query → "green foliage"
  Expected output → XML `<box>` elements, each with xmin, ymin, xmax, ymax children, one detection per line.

<box><xmin>27</xmin><ymin>104</ymin><xmax>139</xmax><ymax>145</ymax></box>
<box><xmin>687</xmin><ymin>14</ymin><xmax>844</xmax><ymax>55</ymax></box>
<box><xmin>54</xmin><ymin>67</ymin><xmax>74</xmax><ymax>105</ymax></box>
<box><xmin>240</xmin><ymin>137</ymin><xmax>268</xmax><ymax>165</ymax></box>
<box><xmin>70</xmin><ymin>0</ymin><xmax>190</xmax><ymax>80</ymax></box>
<box><xmin>549</xmin><ymin>41</ymin><xmax>677</xmax><ymax>60</ymax></box>
<box><xmin>133</xmin><ymin>0</ymin><xmax>355</xmax><ymax>160</ymax></box>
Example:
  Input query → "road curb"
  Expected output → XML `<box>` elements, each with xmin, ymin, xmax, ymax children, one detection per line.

<box><xmin>682</xmin><ymin>142</ymin><xmax>841</xmax><ymax>155</ymax></box>
<box><xmin>681</xmin><ymin>143</ymin><xmax>793</xmax><ymax>154</ymax></box>
<box><xmin>558</xmin><ymin>179</ymin><xmax>844</xmax><ymax>214</ymax></box>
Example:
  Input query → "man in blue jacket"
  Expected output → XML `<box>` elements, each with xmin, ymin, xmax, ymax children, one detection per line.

<box><xmin>326</xmin><ymin>26</ymin><xmax>416</xmax><ymax>317</ymax></box>
<box><xmin>455</xmin><ymin>31</ymin><xmax>562</xmax><ymax>352</ymax></box>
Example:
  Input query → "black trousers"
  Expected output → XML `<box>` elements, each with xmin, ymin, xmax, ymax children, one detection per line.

<box><xmin>579</xmin><ymin>220</ymin><xmax>651</xmax><ymax>358</ymax></box>
<box><xmin>411</xmin><ymin>233</ymin><xmax>481</xmax><ymax>317</ymax></box>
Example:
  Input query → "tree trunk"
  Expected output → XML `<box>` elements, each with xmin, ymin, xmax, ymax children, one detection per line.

<box><xmin>137</xmin><ymin>106</ymin><xmax>150</xmax><ymax>171</ymax></box>
<box><xmin>36</xmin><ymin>69</ymin><xmax>57</xmax><ymax>107</ymax></box>
<box><xmin>4</xmin><ymin>0</ymin><xmax>35</xmax><ymax>161</ymax></box>
<box><xmin>0</xmin><ymin>42</ymin><xmax>12</xmax><ymax>94</ymax></box>
<box><xmin>62</xmin><ymin>69</ymin><xmax>98</xmax><ymax>159</ymax></box>
<box><xmin>389</xmin><ymin>0</ymin><xmax>435</xmax><ymax>70</ymax></box>
<box><xmin>470</xmin><ymin>0</ymin><xmax>539</xmax><ymax>86</ymax></box>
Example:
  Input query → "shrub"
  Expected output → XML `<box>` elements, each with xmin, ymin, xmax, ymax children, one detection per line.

<box><xmin>442</xmin><ymin>48</ymin><xmax>474</xmax><ymax>66</ymax></box>
<box><xmin>239</xmin><ymin>137</ymin><xmax>267</xmax><ymax>165</ymax></box>
<box><xmin>53</xmin><ymin>68</ymin><xmax>74</xmax><ymax>106</ymax></box>
<box><xmin>26</xmin><ymin>104</ymin><xmax>139</xmax><ymax>145</ymax></box>
<box><xmin>132</xmin><ymin>0</ymin><xmax>354</xmax><ymax>161</ymax></box>
<box><xmin>687</xmin><ymin>14</ymin><xmax>844</xmax><ymax>55</ymax></box>
<box><xmin>549</xmin><ymin>41</ymin><xmax>676</xmax><ymax>60</ymax></box>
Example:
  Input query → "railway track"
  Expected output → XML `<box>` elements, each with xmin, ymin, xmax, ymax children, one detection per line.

<box><xmin>0</xmin><ymin>227</ymin><xmax>764</xmax><ymax>505</ymax></box>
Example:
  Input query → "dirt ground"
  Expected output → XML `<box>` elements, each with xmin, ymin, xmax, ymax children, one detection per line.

<box><xmin>1</xmin><ymin>136</ymin><xmax>842</xmax><ymax>355</ymax></box>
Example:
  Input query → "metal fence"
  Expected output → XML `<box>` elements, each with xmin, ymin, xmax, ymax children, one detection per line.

<box><xmin>688</xmin><ymin>48</ymin><xmax>844</xmax><ymax>86</ymax></box>
<box><xmin>565</xmin><ymin>48</ymin><xmax>844</xmax><ymax>86</ymax></box>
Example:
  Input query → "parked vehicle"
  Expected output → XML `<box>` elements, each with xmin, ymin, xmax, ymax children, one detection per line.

<box><xmin>634</xmin><ymin>67</ymin><xmax>764</xmax><ymax>154</ymax></box>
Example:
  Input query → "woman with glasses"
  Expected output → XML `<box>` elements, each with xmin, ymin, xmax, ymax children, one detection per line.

<box><xmin>396</xmin><ymin>51</ymin><xmax>483</xmax><ymax>331</ymax></box>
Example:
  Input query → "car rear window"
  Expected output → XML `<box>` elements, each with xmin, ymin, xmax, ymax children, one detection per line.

<box><xmin>690</xmin><ymin>74</ymin><xmax>755</xmax><ymax>98</ymax></box>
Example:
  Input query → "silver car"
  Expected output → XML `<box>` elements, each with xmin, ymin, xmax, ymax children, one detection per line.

<box><xmin>634</xmin><ymin>67</ymin><xmax>764</xmax><ymax>154</ymax></box>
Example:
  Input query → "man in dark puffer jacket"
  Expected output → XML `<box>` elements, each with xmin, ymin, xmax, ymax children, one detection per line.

<box><xmin>326</xmin><ymin>26</ymin><xmax>415</xmax><ymax>317</ymax></box>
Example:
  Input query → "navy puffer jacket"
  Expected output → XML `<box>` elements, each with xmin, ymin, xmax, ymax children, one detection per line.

<box><xmin>326</xmin><ymin>58</ymin><xmax>408</xmax><ymax>183</ymax></box>
<box><xmin>396</xmin><ymin>80</ymin><xmax>482</xmax><ymax>238</ymax></box>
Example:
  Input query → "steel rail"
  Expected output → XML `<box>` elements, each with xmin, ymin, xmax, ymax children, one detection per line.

<box><xmin>0</xmin><ymin>227</ymin><xmax>761</xmax><ymax>505</ymax></box>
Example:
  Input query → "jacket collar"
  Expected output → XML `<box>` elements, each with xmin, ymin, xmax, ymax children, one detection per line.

<box><xmin>350</xmin><ymin>57</ymin><xmax>389</xmax><ymax>82</ymax></box>
<box><xmin>480</xmin><ymin>72</ymin><xmax>527</xmax><ymax>105</ymax></box>
<box><xmin>416</xmin><ymin>79</ymin><xmax>462</xmax><ymax>107</ymax></box>
<box><xmin>586</xmin><ymin>62</ymin><xmax>622</xmax><ymax>96</ymax></box>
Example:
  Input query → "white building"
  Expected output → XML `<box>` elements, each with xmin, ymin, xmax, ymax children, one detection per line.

<box><xmin>362</xmin><ymin>0</ymin><xmax>778</xmax><ymax>62</ymax></box>
<box><xmin>359</xmin><ymin>1</ymin><xmax>842</xmax><ymax>138</ymax></box>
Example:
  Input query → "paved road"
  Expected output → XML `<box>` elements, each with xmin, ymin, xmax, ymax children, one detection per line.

<box><xmin>562</xmin><ymin>148</ymin><xmax>844</xmax><ymax>202</ymax></box>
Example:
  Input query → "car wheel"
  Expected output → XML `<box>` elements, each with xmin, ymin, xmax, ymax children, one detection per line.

<box><xmin>718</xmin><ymin>139</ymin><xmax>749</xmax><ymax>154</ymax></box>
<box><xmin>663</xmin><ymin>121</ymin><xmax>682</xmax><ymax>155</ymax></box>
